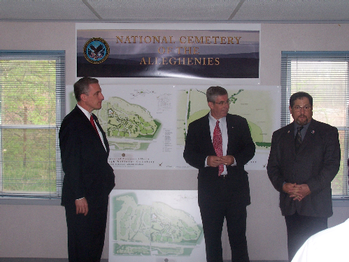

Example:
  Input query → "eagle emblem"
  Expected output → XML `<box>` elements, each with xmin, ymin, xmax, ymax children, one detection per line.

<box><xmin>83</xmin><ymin>37</ymin><xmax>110</xmax><ymax>64</ymax></box>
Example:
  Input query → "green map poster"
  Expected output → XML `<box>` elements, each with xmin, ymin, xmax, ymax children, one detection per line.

<box><xmin>67</xmin><ymin>83</ymin><xmax>280</xmax><ymax>170</ymax></box>
<box><xmin>109</xmin><ymin>190</ymin><xmax>205</xmax><ymax>262</ymax></box>
<box><xmin>177</xmin><ymin>85</ymin><xmax>280</xmax><ymax>170</ymax></box>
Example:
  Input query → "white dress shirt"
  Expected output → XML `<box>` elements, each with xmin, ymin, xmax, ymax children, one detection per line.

<box><xmin>292</xmin><ymin>219</ymin><xmax>349</xmax><ymax>262</ymax></box>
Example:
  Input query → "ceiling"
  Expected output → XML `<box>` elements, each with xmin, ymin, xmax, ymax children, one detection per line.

<box><xmin>1</xmin><ymin>0</ymin><xmax>349</xmax><ymax>24</ymax></box>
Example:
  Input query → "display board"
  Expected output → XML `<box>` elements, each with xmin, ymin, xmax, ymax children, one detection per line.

<box><xmin>66</xmin><ymin>84</ymin><xmax>280</xmax><ymax>170</ymax></box>
<box><xmin>72</xmin><ymin>23</ymin><xmax>280</xmax><ymax>171</ymax></box>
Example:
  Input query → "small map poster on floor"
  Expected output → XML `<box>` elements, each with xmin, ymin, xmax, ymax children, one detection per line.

<box><xmin>108</xmin><ymin>190</ymin><xmax>205</xmax><ymax>262</ymax></box>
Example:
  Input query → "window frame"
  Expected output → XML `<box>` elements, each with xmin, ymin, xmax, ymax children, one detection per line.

<box><xmin>0</xmin><ymin>50</ymin><xmax>65</xmax><ymax>201</ymax></box>
<box><xmin>281</xmin><ymin>51</ymin><xmax>349</xmax><ymax>199</ymax></box>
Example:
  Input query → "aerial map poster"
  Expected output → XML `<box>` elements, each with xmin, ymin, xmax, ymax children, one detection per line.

<box><xmin>108</xmin><ymin>190</ymin><xmax>205</xmax><ymax>262</ymax></box>
<box><xmin>76</xmin><ymin>24</ymin><xmax>259</xmax><ymax>78</ymax></box>
<box><xmin>80</xmin><ymin>83</ymin><xmax>280</xmax><ymax>170</ymax></box>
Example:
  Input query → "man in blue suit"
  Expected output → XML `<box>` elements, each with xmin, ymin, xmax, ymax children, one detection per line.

<box><xmin>60</xmin><ymin>77</ymin><xmax>115</xmax><ymax>262</ymax></box>
<box><xmin>267</xmin><ymin>91</ymin><xmax>340</xmax><ymax>262</ymax></box>
<box><xmin>183</xmin><ymin>86</ymin><xmax>255</xmax><ymax>262</ymax></box>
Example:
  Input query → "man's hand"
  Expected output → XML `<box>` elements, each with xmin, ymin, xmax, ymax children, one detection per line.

<box><xmin>207</xmin><ymin>155</ymin><xmax>235</xmax><ymax>167</ymax></box>
<box><xmin>283</xmin><ymin>183</ymin><xmax>311</xmax><ymax>201</ymax></box>
<box><xmin>75</xmin><ymin>197</ymin><xmax>88</xmax><ymax>216</ymax></box>
<box><xmin>207</xmin><ymin>156</ymin><xmax>224</xmax><ymax>167</ymax></box>
<box><xmin>292</xmin><ymin>184</ymin><xmax>311</xmax><ymax>201</ymax></box>
<box><xmin>282</xmin><ymin>183</ymin><xmax>297</xmax><ymax>194</ymax></box>
<box><xmin>221</xmin><ymin>155</ymin><xmax>235</xmax><ymax>166</ymax></box>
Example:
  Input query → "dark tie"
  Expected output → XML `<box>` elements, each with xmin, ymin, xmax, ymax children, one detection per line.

<box><xmin>90</xmin><ymin>115</ymin><xmax>99</xmax><ymax>134</ymax></box>
<box><xmin>295</xmin><ymin>126</ymin><xmax>303</xmax><ymax>152</ymax></box>
<box><xmin>213</xmin><ymin>120</ymin><xmax>224</xmax><ymax>176</ymax></box>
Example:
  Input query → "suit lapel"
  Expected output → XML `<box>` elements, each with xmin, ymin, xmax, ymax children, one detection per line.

<box><xmin>92</xmin><ymin>113</ymin><xmax>109</xmax><ymax>154</ymax></box>
<box><xmin>203</xmin><ymin>114</ymin><xmax>216</xmax><ymax>155</ymax></box>
<box><xmin>94</xmin><ymin>115</ymin><xmax>110</xmax><ymax>154</ymax></box>
<box><xmin>75</xmin><ymin>106</ymin><xmax>97</xmax><ymax>135</ymax></box>
<box><xmin>74</xmin><ymin>106</ymin><xmax>108</xmax><ymax>154</ymax></box>
<box><xmin>284</xmin><ymin>124</ymin><xmax>296</xmax><ymax>154</ymax></box>
<box><xmin>226</xmin><ymin>115</ymin><xmax>234</xmax><ymax>145</ymax></box>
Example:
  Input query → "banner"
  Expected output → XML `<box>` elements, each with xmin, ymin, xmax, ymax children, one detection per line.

<box><xmin>77</xmin><ymin>26</ymin><xmax>259</xmax><ymax>78</ymax></box>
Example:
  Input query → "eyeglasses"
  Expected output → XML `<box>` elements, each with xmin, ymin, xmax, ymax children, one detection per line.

<box><xmin>293</xmin><ymin>105</ymin><xmax>312</xmax><ymax>111</ymax></box>
<box><xmin>213</xmin><ymin>100</ymin><xmax>231</xmax><ymax>106</ymax></box>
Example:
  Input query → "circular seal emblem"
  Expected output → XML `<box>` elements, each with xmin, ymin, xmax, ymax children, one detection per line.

<box><xmin>83</xmin><ymin>37</ymin><xmax>110</xmax><ymax>64</ymax></box>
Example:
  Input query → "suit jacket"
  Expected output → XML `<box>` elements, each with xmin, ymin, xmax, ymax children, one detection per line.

<box><xmin>267</xmin><ymin>119</ymin><xmax>340</xmax><ymax>217</ymax></box>
<box><xmin>183</xmin><ymin>113</ymin><xmax>255</xmax><ymax>206</ymax></box>
<box><xmin>59</xmin><ymin>106</ymin><xmax>115</xmax><ymax>207</ymax></box>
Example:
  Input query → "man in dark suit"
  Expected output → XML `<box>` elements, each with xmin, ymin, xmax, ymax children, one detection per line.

<box><xmin>267</xmin><ymin>91</ymin><xmax>340</xmax><ymax>262</ymax></box>
<box><xmin>183</xmin><ymin>86</ymin><xmax>255</xmax><ymax>262</ymax></box>
<box><xmin>59</xmin><ymin>77</ymin><xmax>115</xmax><ymax>262</ymax></box>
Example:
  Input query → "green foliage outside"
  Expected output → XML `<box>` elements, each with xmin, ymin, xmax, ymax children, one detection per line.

<box><xmin>0</xmin><ymin>60</ymin><xmax>57</xmax><ymax>193</ymax></box>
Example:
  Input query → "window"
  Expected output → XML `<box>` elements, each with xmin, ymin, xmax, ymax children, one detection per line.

<box><xmin>281</xmin><ymin>51</ymin><xmax>349</xmax><ymax>197</ymax></box>
<box><xmin>0</xmin><ymin>51</ymin><xmax>65</xmax><ymax>199</ymax></box>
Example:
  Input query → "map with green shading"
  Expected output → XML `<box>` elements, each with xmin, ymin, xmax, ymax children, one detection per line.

<box><xmin>74</xmin><ymin>84</ymin><xmax>280</xmax><ymax>170</ymax></box>
<box><xmin>95</xmin><ymin>96</ymin><xmax>161</xmax><ymax>150</ymax></box>
<box><xmin>109</xmin><ymin>191</ymin><xmax>204</xmax><ymax>261</ymax></box>
<box><xmin>177</xmin><ymin>88</ymin><xmax>275</xmax><ymax>149</ymax></box>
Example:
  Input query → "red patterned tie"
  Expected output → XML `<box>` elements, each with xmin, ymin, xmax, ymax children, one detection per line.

<box><xmin>90</xmin><ymin>115</ymin><xmax>98</xmax><ymax>134</ymax></box>
<box><xmin>213</xmin><ymin>120</ymin><xmax>224</xmax><ymax>176</ymax></box>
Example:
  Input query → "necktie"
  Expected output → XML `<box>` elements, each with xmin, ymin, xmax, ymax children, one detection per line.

<box><xmin>295</xmin><ymin>126</ymin><xmax>303</xmax><ymax>152</ymax></box>
<box><xmin>213</xmin><ymin>120</ymin><xmax>224</xmax><ymax>176</ymax></box>
<box><xmin>90</xmin><ymin>115</ymin><xmax>99</xmax><ymax>134</ymax></box>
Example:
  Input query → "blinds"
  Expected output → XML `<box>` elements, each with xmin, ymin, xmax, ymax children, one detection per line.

<box><xmin>0</xmin><ymin>50</ymin><xmax>65</xmax><ymax>199</ymax></box>
<box><xmin>281</xmin><ymin>51</ymin><xmax>349</xmax><ymax>196</ymax></box>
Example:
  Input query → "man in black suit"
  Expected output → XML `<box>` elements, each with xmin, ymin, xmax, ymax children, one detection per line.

<box><xmin>183</xmin><ymin>86</ymin><xmax>255</xmax><ymax>262</ymax></box>
<box><xmin>267</xmin><ymin>91</ymin><xmax>340</xmax><ymax>262</ymax></box>
<box><xmin>59</xmin><ymin>77</ymin><xmax>115</xmax><ymax>262</ymax></box>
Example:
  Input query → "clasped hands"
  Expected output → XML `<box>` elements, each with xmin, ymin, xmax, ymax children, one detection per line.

<box><xmin>283</xmin><ymin>183</ymin><xmax>311</xmax><ymax>201</ymax></box>
<box><xmin>207</xmin><ymin>155</ymin><xmax>234</xmax><ymax>167</ymax></box>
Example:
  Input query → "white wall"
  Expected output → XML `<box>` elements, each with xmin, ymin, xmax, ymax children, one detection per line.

<box><xmin>1</xmin><ymin>22</ymin><xmax>349</xmax><ymax>260</ymax></box>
